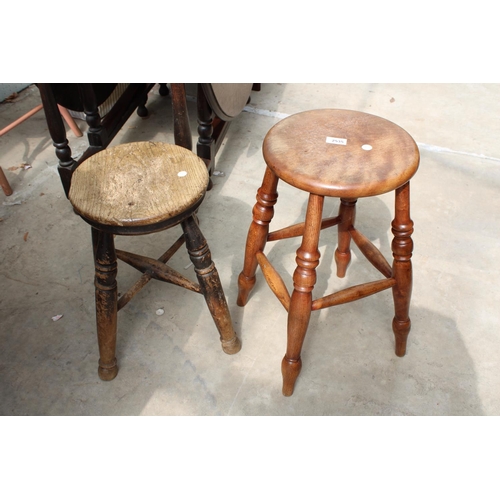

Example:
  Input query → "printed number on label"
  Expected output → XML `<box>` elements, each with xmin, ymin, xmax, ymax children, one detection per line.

<box><xmin>326</xmin><ymin>137</ymin><xmax>347</xmax><ymax>145</ymax></box>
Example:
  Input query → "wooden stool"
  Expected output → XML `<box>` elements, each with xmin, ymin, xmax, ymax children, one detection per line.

<box><xmin>237</xmin><ymin>109</ymin><xmax>420</xmax><ymax>396</ymax></box>
<box><xmin>69</xmin><ymin>141</ymin><xmax>241</xmax><ymax>381</ymax></box>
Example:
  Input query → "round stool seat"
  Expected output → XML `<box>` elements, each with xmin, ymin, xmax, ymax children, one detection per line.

<box><xmin>263</xmin><ymin>109</ymin><xmax>419</xmax><ymax>198</ymax></box>
<box><xmin>69</xmin><ymin>142</ymin><xmax>209</xmax><ymax>231</ymax></box>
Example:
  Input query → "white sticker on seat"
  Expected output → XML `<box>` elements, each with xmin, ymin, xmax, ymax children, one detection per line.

<box><xmin>326</xmin><ymin>137</ymin><xmax>347</xmax><ymax>145</ymax></box>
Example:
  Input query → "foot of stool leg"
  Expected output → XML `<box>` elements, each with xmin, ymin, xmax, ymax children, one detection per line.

<box><xmin>237</xmin><ymin>273</ymin><xmax>256</xmax><ymax>307</ymax></box>
<box><xmin>391</xmin><ymin>182</ymin><xmax>413</xmax><ymax>357</ymax></box>
<box><xmin>182</xmin><ymin>216</ymin><xmax>241</xmax><ymax>355</ymax></box>
<box><xmin>98</xmin><ymin>358</ymin><xmax>119</xmax><ymax>381</ymax></box>
<box><xmin>393</xmin><ymin>318</ymin><xmax>411</xmax><ymax>357</ymax></box>
<box><xmin>281</xmin><ymin>194</ymin><xmax>324</xmax><ymax>396</ymax></box>
<box><xmin>335</xmin><ymin>199</ymin><xmax>357</xmax><ymax>278</ymax></box>
<box><xmin>237</xmin><ymin>167</ymin><xmax>279</xmax><ymax>306</ymax></box>
<box><xmin>282</xmin><ymin>356</ymin><xmax>302</xmax><ymax>396</ymax></box>
<box><xmin>334</xmin><ymin>250</ymin><xmax>351</xmax><ymax>279</ymax></box>
<box><xmin>94</xmin><ymin>230</ymin><xmax>119</xmax><ymax>381</ymax></box>
<box><xmin>220</xmin><ymin>336</ymin><xmax>242</xmax><ymax>355</ymax></box>
<box><xmin>282</xmin><ymin>288</ymin><xmax>314</xmax><ymax>396</ymax></box>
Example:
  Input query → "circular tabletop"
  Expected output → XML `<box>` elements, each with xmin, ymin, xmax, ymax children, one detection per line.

<box><xmin>263</xmin><ymin>109</ymin><xmax>420</xmax><ymax>198</ymax></box>
<box><xmin>201</xmin><ymin>83</ymin><xmax>253</xmax><ymax>121</ymax></box>
<box><xmin>69</xmin><ymin>142</ymin><xmax>209</xmax><ymax>228</ymax></box>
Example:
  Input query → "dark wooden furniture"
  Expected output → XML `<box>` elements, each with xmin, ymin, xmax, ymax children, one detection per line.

<box><xmin>197</xmin><ymin>83</ymin><xmax>254</xmax><ymax>175</ymax></box>
<box><xmin>237</xmin><ymin>109</ymin><xmax>420</xmax><ymax>396</ymax></box>
<box><xmin>36</xmin><ymin>83</ymin><xmax>255</xmax><ymax>380</ymax></box>
<box><xmin>38</xmin><ymin>83</ymin><xmax>156</xmax><ymax>196</ymax></box>
<box><xmin>38</xmin><ymin>83</ymin><xmax>255</xmax><ymax>195</ymax></box>
<box><xmin>69</xmin><ymin>141</ymin><xmax>241</xmax><ymax>380</ymax></box>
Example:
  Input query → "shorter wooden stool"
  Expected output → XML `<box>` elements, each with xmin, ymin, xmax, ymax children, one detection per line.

<box><xmin>237</xmin><ymin>109</ymin><xmax>419</xmax><ymax>396</ymax></box>
<box><xmin>69</xmin><ymin>141</ymin><xmax>241</xmax><ymax>381</ymax></box>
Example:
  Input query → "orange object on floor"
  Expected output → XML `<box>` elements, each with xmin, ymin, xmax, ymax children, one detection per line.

<box><xmin>0</xmin><ymin>166</ymin><xmax>13</xmax><ymax>196</ymax></box>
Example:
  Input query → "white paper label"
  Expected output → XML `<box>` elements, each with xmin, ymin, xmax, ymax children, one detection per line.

<box><xmin>326</xmin><ymin>137</ymin><xmax>347</xmax><ymax>145</ymax></box>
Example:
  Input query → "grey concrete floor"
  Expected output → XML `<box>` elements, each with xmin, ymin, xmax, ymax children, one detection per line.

<box><xmin>1</xmin><ymin>83</ymin><xmax>499</xmax><ymax>416</ymax></box>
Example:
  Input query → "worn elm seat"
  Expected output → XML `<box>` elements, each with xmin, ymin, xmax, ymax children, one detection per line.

<box><xmin>69</xmin><ymin>141</ymin><xmax>241</xmax><ymax>381</ymax></box>
<box><xmin>237</xmin><ymin>109</ymin><xmax>419</xmax><ymax>396</ymax></box>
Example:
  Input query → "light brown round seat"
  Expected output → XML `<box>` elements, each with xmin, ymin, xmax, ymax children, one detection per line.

<box><xmin>69</xmin><ymin>142</ymin><xmax>209</xmax><ymax>232</ymax></box>
<box><xmin>67</xmin><ymin>141</ymin><xmax>240</xmax><ymax>381</ymax></box>
<box><xmin>263</xmin><ymin>109</ymin><xmax>419</xmax><ymax>198</ymax></box>
<box><xmin>238</xmin><ymin>109</ymin><xmax>420</xmax><ymax>396</ymax></box>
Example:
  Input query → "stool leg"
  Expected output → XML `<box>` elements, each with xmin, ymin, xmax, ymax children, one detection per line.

<box><xmin>282</xmin><ymin>193</ymin><xmax>324</xmax><ymax>396</ymax></box>
<box><xmin>237</xmin><ymin>166</ymin><xmax>279</xmax><ymax>306</ymax></box>
<box><xmin>335</xmin><ymin>198</ymin><xmax>357</xmax><ymax>278</ymax></box>
<box><xmin>94</xmin><ymin>230</ymin><xmax>119</xmax><ymax>381</ymax></box>
<box><xmin>391</xmin><ymin>182</ymin><xmax>413</xmax><ymax>356</ymax></box>
<box><xmin>91</xmin><ymin>226</ymin><xmax>99</xmax><ymax>260</ymax></box>
<box><xmin>182</xmin><ymin>216</ymin><xmax>241</xmax><ymax>355</ymax></box>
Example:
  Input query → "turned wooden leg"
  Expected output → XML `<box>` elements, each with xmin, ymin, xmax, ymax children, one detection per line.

<box><xmin>159</xmin><ymin>83</ymin><xmax>170</xmax><ymax>96</ymax></box>
<box><xmin>182</xmin><ymin>216</ymin><xmax>241</xmax><ymax>355</ymax></box>
<box><xmin>94</xmin><ymin>230</ymin><xmax>119</xmax><ymax>381</ymax></box>
<box><xmin>335</xmin><ymin>198</ymin><xmax>357</xmax><ymax>278</ymax></box>
<box><xmin>237</xmin><ymin>166</ymin><xmax>279</xmax><ymax>306</ymax></box>
<box><xmin>197</xmin><ymin>83</ymin><xmax>215</xmax><ymax>175</ymax></box>
<box><xmin>38</xmin><ymin>83</ymin><xmax>77</xmax><ymax>197</ymax></box>
<box><xmin>137</xmin><ymin>93</ymin><xmax>149</xmax><ymax>118</ymax></box>
<box><xmin>79</xmin><ymin>83</ymin><xmax>106</xmax><ymax>149</ymax></box>
<box><xmin>282</xmin><ymin>193</ymin><xmax>324</xmax><ymax>396</ymax></box>
<box><xmin>91</xmin><ymin>226</ymin><xmax>99</xmax><ymax>260</ymax></box>
<box><xmin>170</xmin><ymin>83</ymin><xmax>193</xmax><ymax>151</ymax></box>
<box><xmin>391</xmin><ymin>182</ymin><xmax>413</xmax><ymax>356</ymax></box>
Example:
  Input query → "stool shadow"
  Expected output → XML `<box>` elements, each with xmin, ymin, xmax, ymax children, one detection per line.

<box><xmin>225</xmin><ymin>193</ymin><xmax>484</xmax><ymax>415</ymax></box>
<box><xmin>236</xmin><ymin>303</ymin><xmax>484</xmax><ymax>415</ymax></box>
<box><xmin>231</xmin><ymin>193</ymin><xmax>395</xmax><ymax>311</ymax></box>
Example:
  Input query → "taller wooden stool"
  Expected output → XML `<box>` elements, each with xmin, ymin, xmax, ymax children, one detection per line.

<box><xmin>237</xmin><ymin>109</ymin><xmax>419</xmax><ymax>396</ymax></box>
<box><xmin>69</xmin><ymin>141</ymin><xmax>241</xmax><ymax>381</ymax></box>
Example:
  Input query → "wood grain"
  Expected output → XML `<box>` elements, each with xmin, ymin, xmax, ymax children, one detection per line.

<box><xmin>69</xmin><ymin>142</ymin><xmax>209</xmax><ymax>226</ymax></box>
<box><xmin>238</xmin><ymin>109</ymin><xmax>419</xmax><ymax>396</ymax></box>
<box><xmin>312</xmin><ymin>278</ymin><xmax>396</xmax><ymax>310</ymax></box>
<box><xmin>256</xmin><ymin>251</ymin><xmax>291</xmax><ymax>311</ymax></box>
<box><xmin>267</xmin><ymin>215</ymin><xmax>340</xmax><ymax>241</ymax></box>
<box><xmin>349</xmin><ymin>227</ymin><xmax>393</xmax><ymax>278</ymax></box>
<box><xmin>263</xmin><ymin>109</ymin><xmax>419</xmax><ymax>198</ymax></box>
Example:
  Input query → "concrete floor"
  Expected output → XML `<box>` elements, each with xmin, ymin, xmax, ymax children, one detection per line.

<box><xmin>1</xmin><ymin>83</ymin><xmax>499</xmax><ymax>416</ymax></box>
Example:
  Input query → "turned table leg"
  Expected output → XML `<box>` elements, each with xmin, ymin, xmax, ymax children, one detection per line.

<box><xmin>335</xmin><ymin>198</ymin><xmax>357</xmax><ymax>278</ymax></box>
<box><xmin>196</xmin><ymin>83</ymin><xmax>215</xmax><ymax>175</ymax></box>
<box><xmin>136</xmin><ymin>93</ymin><xmax>149</xmax><ymax>118</ymax></box>
<box><xmin>391</xmin><ymin>182</ymin><xmax>413</xmax><ymax>356</ymax></box>
<box><xmin>159</xmin><ymin>84</ymin><xmax>170</xmax><ymax>96</ymax></box>
<box><xmin>182</xmin><ymin>216</ymin><xmax>241</xmax><ymax>355</ymax></box>
<box><xmin>38</xmin><ymin>83</ymin><xmax>77</xmax><ymax>197</ymax></box>
<box><xmin>94</xmin><ymin>230</ymin><xmax>119</xmax><ymax>381</ymax></box>
<box><xmin>237</xmin><ymin>166</ymin><xmax>279</xmax><ymax>306</ymax></box>
<box><xmin>170</xmin><ymin>83</ymin><xmax>193</xmax><ymax>152</ymax></box>
<box><xmin>282</xmin><ymin>193</ymin><xmax>324</xmax><ymax>396</ymax></box>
